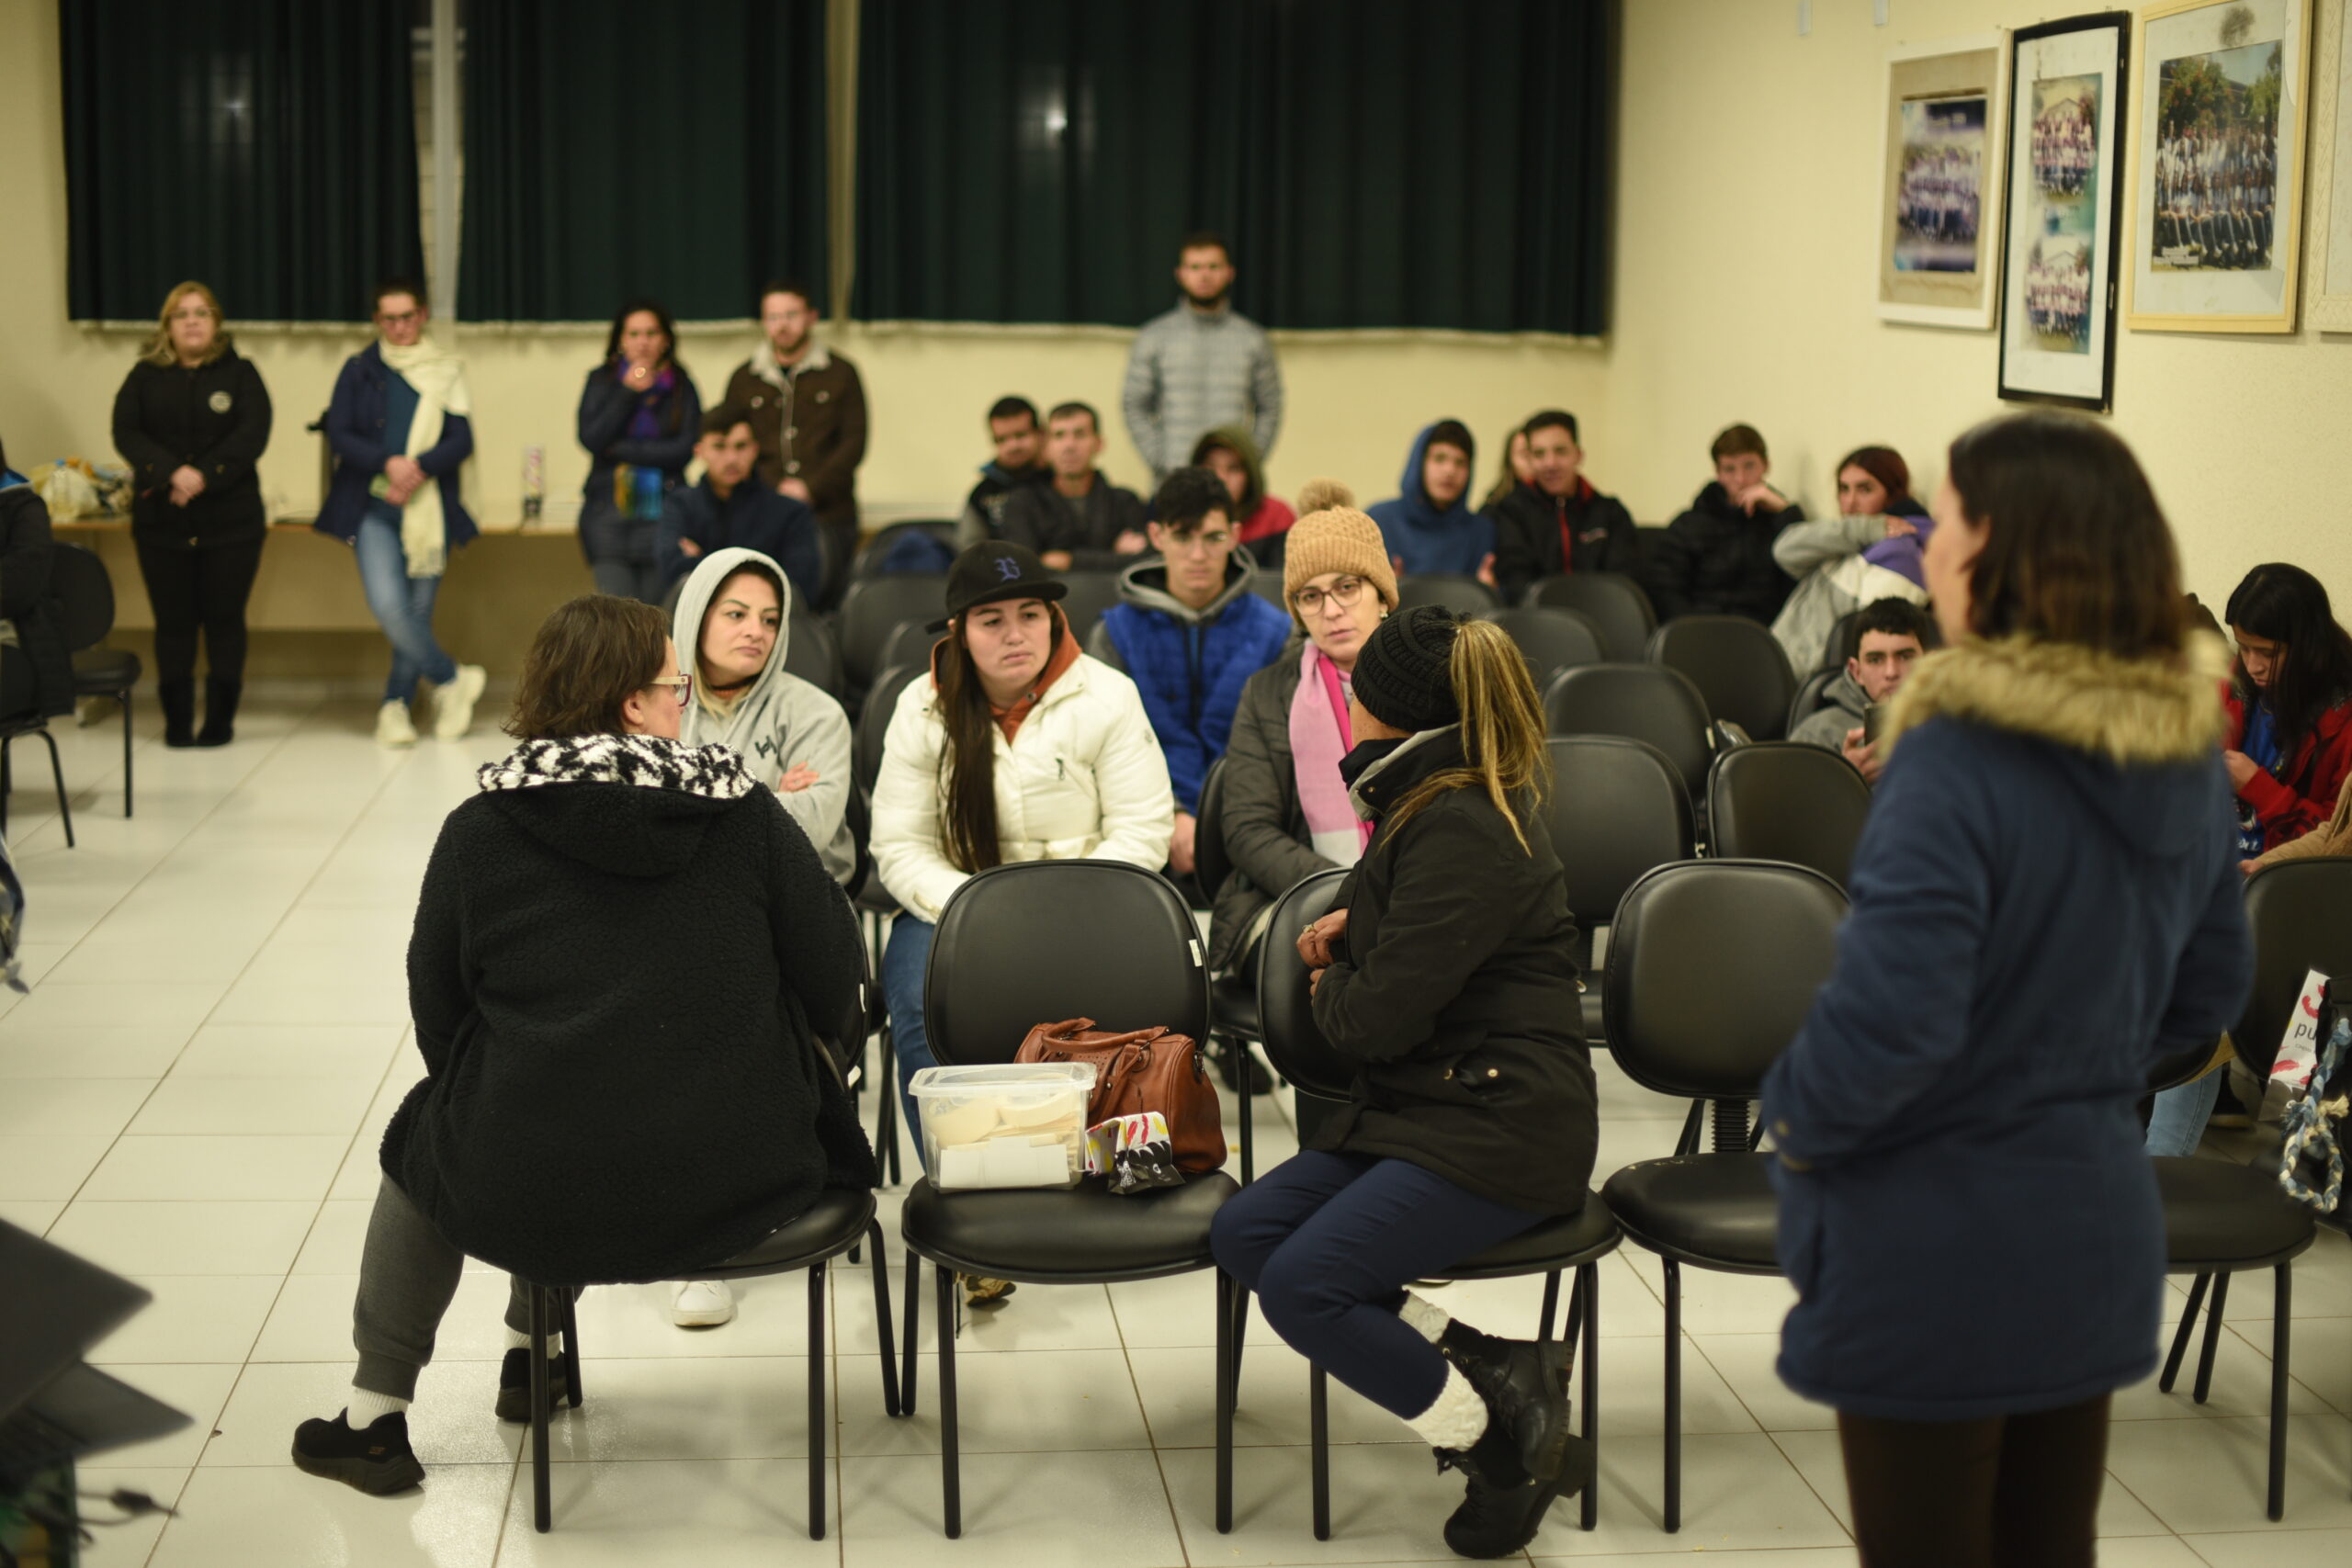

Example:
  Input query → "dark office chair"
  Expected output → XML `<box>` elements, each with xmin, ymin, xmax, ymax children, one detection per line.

<box><xmin>840</xmin><ymin>573</ymin><xmax>949</xmax><ymax>695</ymax></box>
<box><xmin>1705</xmin><ymin>742</ymin><xmax>1871</xmax><ymax>889</ymax></box>
<box><xmin>1544</xmin><ymin>737</ymin><xmax>1695</xmax><ymax>1045</ymax></box>
<box><xmin>1483</xmin><ymin>606</ymin><xmax>1607</xmax><ymax>688</ymax></box>
<box><xmin>1527</xmin><ymin>573</ymin><xmax>1657</xmax><ymax>661</ymax></box>
<box><xmin>51</xmin><ymin>543</ymin><xmax>136</xmax><ymax>819</ymax></box>
<box><xmin>1393</xmin><ymin>574</ymin><xmax>1501</xmax><ymax>615</ymax></box>
<box><xmin>1544</xmin><ymin>664</ymin><xmax>1717</xmax><ymax>808</ymax></box>
<box><xmin>1648</xmin><ymin>616</ymin><xmax>1799</xmax><ymax>742</ymax></box>
<box><xmin>0</xmin><ymin>648</ymin><xmax>73</xmax><ymax>848</ymax></box>
<box><xmin>1785</xmin><ymin>666</ymin><xmax>1842</xmax><ymax>738</ymax></box>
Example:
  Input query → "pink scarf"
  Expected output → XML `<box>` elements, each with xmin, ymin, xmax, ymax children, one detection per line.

<box><xmin>1288</xmin><ymin>643</ymin><xmax>1372</xmax><ymax>862</ymax></box>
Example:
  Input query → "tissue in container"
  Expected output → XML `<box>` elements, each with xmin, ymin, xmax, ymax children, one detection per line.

<box><xmin>908</xmin><ymin>1062</ymin><xmax>1097</xmax><ymax>1190</ymax></box>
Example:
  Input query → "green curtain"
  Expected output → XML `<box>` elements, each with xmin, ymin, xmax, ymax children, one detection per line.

<box><xmin>854</xmin><ymin>0</ymin><xmax>1611</xmax><ymax>333</ymax></box>
<box><xmin>60</xmin><ymin>0</ymin><xmax>424</xmax><ymax>323</ymax></box>
<box><xmin>459</xmin><ymin>0</ymin><xmax>829</xmax><ymax>322</ymax></box>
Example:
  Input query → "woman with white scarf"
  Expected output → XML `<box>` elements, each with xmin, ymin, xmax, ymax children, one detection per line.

<box><xmin>318</xmin><ymin>280</ymin><xmax>488</xmax><ymax>748</ymax></box>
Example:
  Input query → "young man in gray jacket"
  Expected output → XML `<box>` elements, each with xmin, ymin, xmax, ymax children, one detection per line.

<box><xmin>1122</xmin><ymin>233</ymin><xmax>1283</xmax><ymax>487</ymax></box>
<box><xmin>1790</xmin><ymin>597</ymin><xmax>1933</xmax><ymax>785</ymax></box>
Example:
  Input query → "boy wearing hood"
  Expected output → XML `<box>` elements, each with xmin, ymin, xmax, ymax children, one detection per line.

<box><xmin>1648</xmin><ymin>423</ymin><xmax>1810</xmax><ymax>624</ymax></box>
<box><xmin>1191</xmin><ymin>424</ymin><xmax>1295</xmax><ymax>568</ymax></box>
<box><xmin>1367</xmin><ymin>420</ymin><xmax>1498</xmax><ymax>580</ymax></box>
<box><xmin>1100</xmin><ymin>467</ymin><xmax>1293</xmax><ymax>874</ymax></box>
<box><xmin>660</xmin><ymin>403</ymin><xmax>822</xmax><ymax>603</ymax></box>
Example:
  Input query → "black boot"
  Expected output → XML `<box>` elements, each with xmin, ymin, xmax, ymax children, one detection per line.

<box><xmin>196</xmin><ymin>677</ymin><xmax>241</xmax><ymax>746</ymax></box>
<box><xmin>159</xmin><ymin>678</ymin><xmax>197</xmax><ymax>748</ymax></box>
<box><xmin>1438</xmin><ymin>1323</ymin><xmax>1573</xmax><ymax>1483</ymax></box>
<box><xmin>1438</xmin><ymin>1434</ymin><xmax>1595</xmax><ymax>1558</ymax></box>
<box><xmin>290</xmin><ymin>1409</ymin><xmax>424</xmax><ymax>1495</ymax></box>
<box><xmin>494</xmin><ymin>1346</ymin><xmax>574</xmax><ymax>1422</ymax></box>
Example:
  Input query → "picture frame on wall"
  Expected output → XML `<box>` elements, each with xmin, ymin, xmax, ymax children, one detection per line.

<box><xmin>1878</xmin><ymin>34</ymin><xmax>2009</xmax><ymax>328</ymax></box>
<box><xmin>2308</xmin><ymin>0</ymin><xmax>2352</xmax><ymax>330</ymax></box>
<box><xmin>2125</xmin><ymin>0</ymin><xmax>2314</xmax><ymax>333</ymax></box>
<box><xmin>1998</xmin><ymin>13</ymin><xmax>2133</xmax><ymax>410</ymax></box>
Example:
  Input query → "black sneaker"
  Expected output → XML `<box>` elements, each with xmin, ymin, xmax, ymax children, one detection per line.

<box><xmin>1438</xmin><ymin>1323</ymin><xmax>1573</xmax><ymax>1483</ymax></box>
<box><xmin>290</xmin><ymin>1410</ymin><xmax>424</xmax><ymax>1495</ymax></box>
<box><xmin>495</xmin><ymin>1348</ymin><xmax>573</xmax><ymax>1423</ymax></box>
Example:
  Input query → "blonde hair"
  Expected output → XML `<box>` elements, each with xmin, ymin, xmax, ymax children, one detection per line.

<box><xmin>141</xmin><ymin>281</ymin><xmax>229</xmax><ymax>368</ymax></box>
<box><xmin>1385</xmin><ymin>617</ymin><xmax>1551</xmax><ymax>854</ymax></box>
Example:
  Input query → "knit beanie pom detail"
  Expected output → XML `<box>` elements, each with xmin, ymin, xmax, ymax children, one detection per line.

<box><xmin>1295</xmin><ymin>477</ymin><xmax>1355</xmax><ymax>513</ymax></box>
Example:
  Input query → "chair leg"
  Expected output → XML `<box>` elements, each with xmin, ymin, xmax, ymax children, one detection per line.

<box><xmin>1578</xmin><ymin>1261</ymin><xmax>1600</xmax><ymax>1531</ymax></box>
<box><xmin>2160</xmin><ymin>1274</ymin><xmax>2211</xmax><ymax>1392</ymax></box>
<box><xmin>1538</xmin><ymin>1270</ymin><xmax>1562</xmax><ymax>1347</ymax></box>
<box><xmin>558</xmin><ymin>1290</ymin><xmax>582</xmax><ymax>1407</ymax></box>
<box><xmin>530</xmin><ymin>1285</ymin><xmax>553</xmax><ymax>1533</ymax></box>
<box><xmin>2193</xmin><ymin>1273</ymin><xmax>2232</xmax><ymax>1404</ymax></box>
<box><xmin>900</xmin><ymin>1245</ymin><xmax>922</xmax><ymax>1417</ymax></box>
<box><xmin>1230</xmin><ymin>1264</ymin><xmax>1250</xmax><ymax>1386</ymax></box>
<box><xmin>935</xmin><ymin>1261</ymin><xmax>962</xmax><ymax>1538</ymax></box>
<box><xmin>808</xmin><ymin>1261</ymin><xmax>829</xmax><ymax>1540</ymax></box>
<box><xmin>2269</xmin><ymin>1264</ymin><xmax>2290</xmax><ymax>1521</ymax></box>
<box><xmin>37</xmin><ymin>729</ymin><xmax>73</xmax><ymax>849</ymax></box>
<box><xmin>1214</xmin><ymin>1269</ymin><xmax>1235</xmax><ymax>1534</ymax></box>
<box><xmin>119</xmin><ymin>690</ymin><xmax>133</xmax><ymax>818</ymax></box>
<box><xmin>877</xmin><ymin>1030</ymin><xmax>902</xmax><ymax>1187</ymax></box>
<box><xmin>1309</xmin><ymin>1363</ymin><xmax>1331</xmax><ymax>1540</ymax></box>
<box><xmin>866</xmin><ymin>1222</ymin><xmax>901</xmax><ymax>1418</ymax></box>
<box><xmin>1663</xmin><ymin>1258</ymin><xmax>1681</xmax><ymax>1534</ymax></box>
<box><xmin>1238</xmin><ymin>1063</ymin><xmax>1254</xmax><ymax>1186</ymax></box>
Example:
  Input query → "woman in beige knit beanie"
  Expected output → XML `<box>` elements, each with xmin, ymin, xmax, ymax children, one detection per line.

<box><xmin>1206</xmin><ymin>480</ymin><xmax>1400</xmax><ymax>976</ymax></box>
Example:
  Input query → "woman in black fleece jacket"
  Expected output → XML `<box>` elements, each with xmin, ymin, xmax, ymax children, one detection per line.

<box><xmin>293</xmin><ymin>594</ymin><xmax>876</xmax><ymax>1497</ymax></box>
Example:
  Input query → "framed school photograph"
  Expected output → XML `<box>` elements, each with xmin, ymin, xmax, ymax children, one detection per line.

<box><xmin>1999</xmin><ymin>14</ymin><xmax>2133</xmax><ymax>409</ymax></box>
<box><xmin>2125</xmin><ymin>0</ymin><xmax>2314</xmax><ymax>332</ymax></box>
<box><xmin>1878</xmin><ymin>34</ymin><xmax>2008</xmax><ymax>327</ymax></box>
<box><xmin>2310</xmin><ymin>0</ymin><xmax>2352</xmax><ymax>330</ymax></box>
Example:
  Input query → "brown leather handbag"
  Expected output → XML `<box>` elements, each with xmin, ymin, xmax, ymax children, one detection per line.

<box><xmin>1013</xmin><ymin>1018</ymin><xmax>1227</xmax><ymax>1175</ymax></box>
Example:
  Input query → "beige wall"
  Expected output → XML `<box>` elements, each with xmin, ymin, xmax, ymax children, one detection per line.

<box><xmin>4</xmin><ymin>0</ymin><xmax>2346</xmax><ymax>614</ymax></box>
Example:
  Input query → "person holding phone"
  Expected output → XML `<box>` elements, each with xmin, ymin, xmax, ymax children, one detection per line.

<box><xmin>1790</xmin><ymin>596</ymin><xmax>1936</xmax><ymax>783</ymax></box>
<box><xmin>577</xmin><ymin>299</ymin><xmax>700</xmax><ymax>603</ymax></box>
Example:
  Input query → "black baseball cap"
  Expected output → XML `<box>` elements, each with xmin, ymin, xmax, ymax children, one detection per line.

<box><xmin>931</xmin><ymin>541</ymin><xmax>1068</xmax><ymax>630</ymax></box>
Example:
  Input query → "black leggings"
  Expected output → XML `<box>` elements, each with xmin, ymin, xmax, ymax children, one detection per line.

<box><xmin>1837</xmin><ymin>1394</ymin><xmax>2110</xmax><ymax>1568</ymax></box>
<box><xmin>135</xmin><ymin>537</ymin><xmax>265</xmax><ymax>683</ymax></box>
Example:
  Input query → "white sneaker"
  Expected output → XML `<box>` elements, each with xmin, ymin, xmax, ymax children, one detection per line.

<box><xmin>433</xmin><ymin>664</ymin><xmax>488</xmax><ymax>740</ymax></box>
<box><xmin>375</xmin><ymin>700</ymin><xmax>418</xmax><ymax>749</ymax></box>
<box><xmin>671</xmin><ymin>1280</ymin><xmax>735</xmax><ymax>1327</ymax></box>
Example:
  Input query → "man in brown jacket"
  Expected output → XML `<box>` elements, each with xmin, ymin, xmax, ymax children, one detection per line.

<box><xmin>725</xmin><ymin>281</ymin><xmax>867</xmax><ymax>607</ymax></box>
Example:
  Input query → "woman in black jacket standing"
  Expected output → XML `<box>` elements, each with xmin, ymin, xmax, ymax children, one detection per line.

<box><xmin>576</xmin><ymin>299</ymin><xmax>701</xmax><ymax>603</ymax></box>
<box><xmin>110</xmin><ymin>281</ymin><xmax>273</xmax><ymax>746</ymax></box>
<box><xmin>289</xmin><ymin>593</ymin><xmax>876</xmax><ymax>1496</ymax></box>
<box><xmin>1211</xmin><ymin>607</ymin><xmax>1600</xmax><ymax>1559</ymax></box>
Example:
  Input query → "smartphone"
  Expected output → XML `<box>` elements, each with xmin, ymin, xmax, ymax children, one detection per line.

<box><xmin>1862</xmin><ymin>703</ymin><xmax>1884</xmax><ymax>747</ymax></box>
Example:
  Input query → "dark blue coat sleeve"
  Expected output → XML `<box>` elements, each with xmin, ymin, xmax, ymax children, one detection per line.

<box><xmin>2154</xmin><ymin>788</ymin><xmax>2255</xmax><ymax>1055</ymax></box>
<box><xmin>417</xmin><ymin>412</ymin><xmax>474</xmax><ymax>479</ymax></box>
<box><xmin>325</xmin><ymin>357</ymin><xmax>388</xmax><ymax>473</ymax></box>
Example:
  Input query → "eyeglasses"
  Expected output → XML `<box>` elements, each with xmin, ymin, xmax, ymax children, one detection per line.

<box><xmin>1293</xmin><ymin>576</ymin><xmax>1369</xmax><ymax>615</ymax></box>
<box><xmin>648</xmin><ymin>672</ymin><xmax>693</xmax><ymax>705</ymax></box>
<box><xmin>1170</xmin><ymin>529</ymin><xmax>1234</xmax><ymax>554</ymax></box>
<box><xmin>377</xmin><ymin>310</ymin><xmax>422</xmax><ymax>327</ymax></box>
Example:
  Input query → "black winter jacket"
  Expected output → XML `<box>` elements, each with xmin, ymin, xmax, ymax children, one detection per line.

<box><xmin>381</xmin><ymin>739</ymin><xmax>876</xmax><ymax>1285</ymax></box>
<box><xmin>1207</xmin><ymin>644</ymin><xmax>1338</xmax><ymax>971</ymax></box>
<box><xmin>1648</xmin><ymin>482</ymin><xmax>1807</xmax><ymax>625</ymax></box>
<box><xmin>0</xmin><ymin>484</ymin><xmax>74</xmax><ymax>718</ymax></box>
<box><xmin>1489</xmin><ymin>480</ymin><xmax>1644</xmax><ymax>607</ymax></box>
<box><xmin>109</xmin><ymin>349</ymin><xmax>273</xmax><ymax>549</ymax></box>
<box><xmin>1001</xmin><ymin>474</ymin><xmax>1148</xmax><ymax>571</ymax></box>
<box><xmin>1308</xmin><ymin>728</ymin><xmax>1597</xmax><ymax>1215</ymax></box>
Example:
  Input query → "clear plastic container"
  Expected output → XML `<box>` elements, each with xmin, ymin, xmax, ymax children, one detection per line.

<box><xmin>908</xmin><ymin>1062</ymin><xmax>1099</xmax><ymax>1190</ymax></box>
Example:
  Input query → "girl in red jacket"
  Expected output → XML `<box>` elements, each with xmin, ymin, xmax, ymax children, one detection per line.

<box><xmin>2222</xmin><ymin>563</ymin><xmax>2352</xmax><ymax>857</ymax></box>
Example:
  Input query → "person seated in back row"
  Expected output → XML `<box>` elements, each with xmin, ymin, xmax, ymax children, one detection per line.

<box><xmin>1790</xmin><ymin>596</ymin><xmax>1933</xmax><ymax>785</ymax></box>
<box><xmin>1488</xmin><ymin>411</ymin><xmax>1640</xmax><ymax>606</ymax></box>
<box><xmin>1647</xmin><ymin>423</ymin><xmax>1807</xmax><ymax>625</ymax></box>
<box><xmin>659</xmin><ymin>403</ymin><xmax>822</xmax><ymax>604</ymax></box>
<box><xmin>1767</xmin><ymin>445</ymin><xmax>1932</xmax><ymax>676</ymax></box>
<box><xmin>955</xmin><ymin>396</ymin><xmax>1049</xmax><ymax>547</ymax></box>
<box><xmin>1001</xmin><ymin>400</ymin><xmax>1149</xmax><ymax>571</ymax></box>
<box><xmin>1367</xmin><ymin>420</ymin><xmax>1496</xmax><ymax>582</ymax></box>
<box><xmin>1192</xmin><ymin>425</ymin><xmax>1295</xmax><ymax>567</ymax></box>
<box><xmin>1101</xmin><ymin>468</ymin><xmax>1294</xmax><ymax>881</ymax></box>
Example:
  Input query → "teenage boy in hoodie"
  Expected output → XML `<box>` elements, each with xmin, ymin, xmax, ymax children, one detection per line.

<box><xmin>1789</xmin><ymin>596</ymin><xmax>1933</xmax><ymax>784</ymax></box>
<box><xmin>1647</xmin><ymin>423</ymin><xmax>1810</xmax><ymax>624</ymax></box>
<box><xmin>1366</xmin><ymin>420</ymin><xmax>1497</xmax><ymax>581</ymax></box>
<box><xmin>954</xmin><ymin>396</ymin><xmax>1050</xmax><ymax>547</ymax></box>
<box><xmin>1100</xmin><ymin>467</ymin><xmax>1294</xmax><ymax>876</ymax></box>
<box><xmin>660</xmin><ymin>404</ymin><xmax>822</xmax><ymax>603</ymax></box>
<box><xmin>1001</xmin><ymin>400</ymin><xmax>1149</xmax><ymax>571</ymax></box>
<box><xmin>1488</xmin><ymin>410</ymin><xmax>1641</xmax><ymax>605</ymax></box>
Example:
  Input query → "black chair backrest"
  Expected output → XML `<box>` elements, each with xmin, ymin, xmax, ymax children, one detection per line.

<box><xmin>1787</xmin><ymin>665</ymin><xmax>1841</xmax><ymax>737</ymax></box>
<box><xmin>47</xmin><ymin>543</ymin><xmax>114</xmax><ymax>653</ymax></box>
<box><xmin>1544</xmin><ymin>663</ymin><xmax>1714</xmax><ymax>802</ymax></box>
<box><xmin>1084</xmin><ymin>615</ymin><xmax>1125</xmax><ymax>671</ymax></box>
<box><xmin>1529</xmin><ymin>573</ymin><xmax>1657</xmax><ymax>661</ymax></box>
<box><xmin>1253</xmin><ymin>867</ymin><xmax>1357</xmax><ymax>1100</ymax></box>
<box><xmin>840</xmin><ymin>573</ymin><xmax>948</xmax><ymax>690</ymax></box>
<box><xmin>2235</xmin><ymin>858</ymin><xmax>2352</xmax><ymax>1074</ymax></box>
<box><xmin>1544</xmin><ymin>736</ymin><xmax>1693</xmax><ymax>959</ymax></box>
<box><xmin>854</xmin><ymin>661</ymin><xmax>926</xmax><ymax>795</ymax></box>
<box><xmin>1649</xmin><ymin>615</ymin><xmax>1799</xmax><ymax>742</ymax></box>
<box><xmin>1707</xmin><ymin>742</ymin><xmax>1871</xmax><ymax>889</ymax></box>
<box><xmin>1484</xmin><ymin>606</ymin><xmax>1606</xmax><ymax>687</ymax></box>
<box><xmin>927</xmin><ymin>861</ymin><xmax>1210</xmax><ymax>1063</ymax></box>
<box><xmin>1057</xmin><ymin>570</ymin><xmax>1125</xmax><ymax>635</ymax></box>
<box><xmin>875</xmin><ymin>617</ymin><xmax>941</xmax><ymax>682</ymax></box>
<box><xmin>783</xmin><ymin>601</ymin><xmax>843</xmax><ymax>700</ymax></box>
<box><xmin>1194</xmin><ymin>755</ymin><xmax>1234</xmax><ymax>903</ymax></box>
<box><xmin>1819</xmin><ymin>608</ymin><xmax>1865</xmax><ymax>673</ymax></box>
<box><xmin>1250</xmin><ymin>570</ymin><xmax>1291</xmax><ymax>617</ymax></box>
<box><xmin>1393</xmin><ymin>575</ymin><xmax>1499</xmax><ymax>615</ymax></box>
<box><xmin>854</xmin><ymin>519</ymin><xmax>958</xmax><ymax>580</ymax></box>
<box><xmin>1604</xmin><ymin>860</ymin><xmax>1849</xmax><ymax>1100</ymax></box>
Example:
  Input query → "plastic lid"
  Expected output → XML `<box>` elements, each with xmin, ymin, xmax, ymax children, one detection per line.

<box><xmin>906</xmin><ymin>1061</ymin><xmax>1098</xmax><ymax>1091</ymax></box>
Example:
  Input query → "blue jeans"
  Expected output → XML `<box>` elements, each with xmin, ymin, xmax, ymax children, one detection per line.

<box><xmin>355</xmin><ymin>516</ymin><xmax>456</xmax><ymax>703</ymax></box>
<box><xmin>580</xmin><ymin>499</ymin><xmax>663</xmax><ymax>603</ymax></box>
<box><xmin>881</xmin><ymin>917</ymin><xmax>937</xmax><ymax>1168</ymax></box>
<box><xmin>1210</xmin><ymin>1149</ymin><xmax>1546</xmax><ymax>1419</ymax></box>
<box><xmin>2145</xmin><ymin>1072</ymin><xmax>2224</xmax><ymax>1157</ymax></box>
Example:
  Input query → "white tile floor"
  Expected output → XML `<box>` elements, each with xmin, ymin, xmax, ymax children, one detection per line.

<box><xmin>6</xmin><ymin>694</ymin><xmax>2352</xmax><ymax>1565</ymax></box>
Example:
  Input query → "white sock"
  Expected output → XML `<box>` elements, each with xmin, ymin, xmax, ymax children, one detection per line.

<box><xmin>346</xmin><ymin>1387</ymin><xmax>409</xmax><ymax>1426</ymax></box>
<box><xmin>503</xmin><ymin>1326</ymin><xmax>561</xmax><ymax>1355</ymax></box>
<box><xmin>1398</xmin><ymin>1292</ymin><xmax>1452</xmax><ymax>1345</ymax></box>
<box><xmin>1403</xmin><ymin>1364</ymin><xmax>1489</xmax><ymax>1451</ymax></box>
